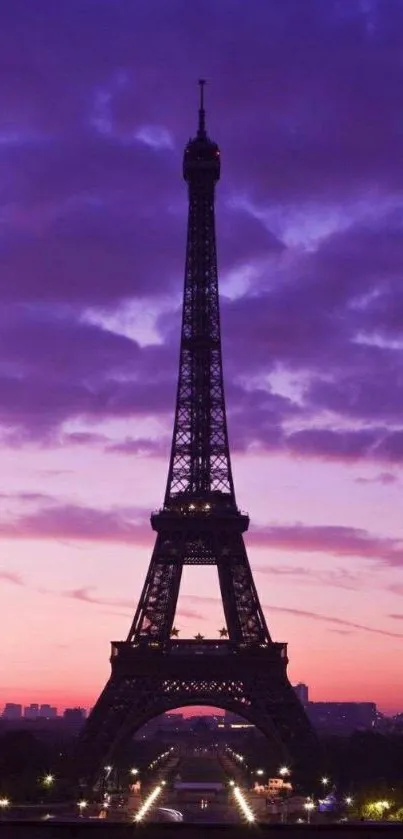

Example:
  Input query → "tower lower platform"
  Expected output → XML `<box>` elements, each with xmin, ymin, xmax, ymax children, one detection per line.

<box><xmin>75</xmin><ymin>640</ymin><xmax>316</xmax><ymax>787</ymax></box>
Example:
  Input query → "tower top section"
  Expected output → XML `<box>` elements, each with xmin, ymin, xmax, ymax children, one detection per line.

<box><xmin>183</xmin><ymin>79</ymin><xmax>220</xmax><ymax>182</ymax></box>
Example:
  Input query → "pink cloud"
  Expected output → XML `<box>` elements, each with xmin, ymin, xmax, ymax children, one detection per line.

<box><xmin>355</xmin><ymin>472</ymin><xmax>398</xmax><ymax>485</ymax></box>
<box><xmin>182</xmin><ymin>594</ymin><xmax>402</xmax><ymax>639</ymax></box>
<box><xmin>0</xmin><ymin>503</ymin><xmax>151</xmax><ymax>544</ymax></box>
<box><xmin>0</xmin><ymin>569</ymin><xmax>23</xmax><ymax>586</ymax></box>
<box><xmin>255</xmin><ymin>564</ymin><xmax>360</xmax><ymax>590</ymax></box>
<box><xmin>248</xmin><ymin>523</ymin><xmax>403</xmax><ymax>568</ymax></box>
<box><xmin>60</xmin><ymin>587</ymin><xmax>205</xmax><ymax>622</ymax></box>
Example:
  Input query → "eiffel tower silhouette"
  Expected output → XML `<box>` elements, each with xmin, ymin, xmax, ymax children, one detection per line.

<box><xmin>76</xmin><ymin>81</ymin><xmax>315</xmax><ymax>786</ymax></box>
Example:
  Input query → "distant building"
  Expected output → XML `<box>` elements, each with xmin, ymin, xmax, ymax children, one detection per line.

<box><xmin>293</xmin><ymin>683</ymin><xmax>309</xmax><ymax>706</ymax></box>
<box><xmin>2</xmin><ymin>703</ymin><xmax>22</xmax><ymax>719</ymax></box>
<box><xmin>24</xmin><ymin>703</ymin><xmax>39</xmax><ymax>719</ymax></box>
<box><xmin>39</xmin><ymin>704</ymin><xmax>57</xmax><ymax>719</ymax></box>
<box><xmin>307</xmin><ymin>702</ymin><xmax>377</xmax><ymax>734</ymax></box>
<box><xmin>63</xmin><ymin>707</ymin><xmax>86</xmax><ymax>724</ymax></box>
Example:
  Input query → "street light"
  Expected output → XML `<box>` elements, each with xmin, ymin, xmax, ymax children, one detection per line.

<box><xmin>279</xmin><ymin>766</ymin><xmax>290</xmax><ymax>777</ymax></box>
<box><xmin>0</xmin><ymin>798</ymin><xmax>10</xmax><ymax>816</ymax></box>
<box><xmin>321</xmin><ymin>776</ymin><xmax>329</xmax><ymax>786</ymax></box>
<box><xmin>304</xmin><ymin>801</ymin><xmax>315</xmax><ymax>823</ymax></box>
<box><xmin>130</xmin><ymin>768</ymin><xmax>139</xmax><ymax>776</ymax></box>
<box><xmin>345</xmin><ymin>797</ymin><xmax>353</xmax><ymax>806</ymax></box>
<box><xmin>77</xmin><ymin>800</ymin><xmax>88</xmax><ymax>818</ymax></box>
<box><xmin>256</xmin><ymin>769</ymin><xmax>264</xmax><ymax>776</ymax></box>
<box><xmin>43</xmin><ymin>774</ymin><xmax>54</xmax><ymax>787</ymax></box>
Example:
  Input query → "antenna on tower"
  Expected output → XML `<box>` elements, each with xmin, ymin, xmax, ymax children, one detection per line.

<box><xmin>198</xmin><ymin>78</ymin><xmax>206</xmax><ymax>137</ymax></box>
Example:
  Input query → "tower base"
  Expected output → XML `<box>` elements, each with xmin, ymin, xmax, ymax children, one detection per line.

<box><xmin>76</xmin><ymin>640</ymin><xmax>316</xmax><ymax>787</ymax></box>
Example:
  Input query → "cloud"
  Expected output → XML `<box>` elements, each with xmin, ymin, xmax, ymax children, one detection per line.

<box><xmin>255</xmin><ymin>564</ymin><xmax>360</xmax><ymax>591</ymax></box>
<box><xmin>105</xmin><ymin>437</ymin><xmax>170</xmax><ymax>456</ymax></box>
<box><xmin>0</xmin><ymin>491</ymin><xmax>53</xmax><ymax>502</ymax></box>
<box><xmin>248</xmin><ymin>523</ymin><xmax>403</xmax><ymax>568</ymax></box>
<box><xmin>182</xmin><ymin>594</ymin><xmax>403</xmax><ymax>639</ymax></box>
<box><xmin>389</xmin><ymin>614</ymin><xmax>403</xmax><ymax>621</ymax></box>
<box><xmin>0</xmin><ymin>569</ymin><xmax>23</xmax><ymax>586</ymax></box>
<box><xmin>0</xmin><ymin>503</ymin><xmax>151</xmax><ymax>544</ymax></box>
<box><xmin>265</xmin><ymin>603</ymin><xmax>403</xmax><ymax>639</ymax></box>
<box><xmin>61</xmin><ymin>586</ymin><xmax>205</xmax><ymax>621</ymax></box>
<box><xmin>0</xmin><ymin>0</ymin><xmax>402</xmax><ymax>469</ymax></box>
<box><xmin>1</xmin><ymin>498</ymin><xmax>402</xmax><ymax>585</ymax></box>
<box><xmin>64</xmin><ymin>587</ymin><xmax>134</xmax><ymax>609</ymax></box>
<box><xmin>355</xmin><ymin>472</ymin><xmax>398</xmax><ymax>486</ymax></box>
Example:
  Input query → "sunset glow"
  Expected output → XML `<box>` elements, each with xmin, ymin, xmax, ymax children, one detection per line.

<box><xmin>0</xmin><ymin>0</ymin><xmax>402</xmax><ymax>716</ymax></box>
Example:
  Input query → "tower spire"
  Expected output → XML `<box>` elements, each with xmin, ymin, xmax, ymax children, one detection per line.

<box><xmin>198</xmin><ymin>78</ymin><xmax>206</xmax><ymax>137</ymax></box>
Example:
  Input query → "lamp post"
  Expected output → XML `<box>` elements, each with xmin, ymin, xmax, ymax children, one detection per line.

<box><xmin>0</xmin><ymin>799</ymin><xmax>10</xmax><ymax>819</ymax></box>
<box><xmin>77</xmin><ymin>800</ymin><xmax>88</xmax><ymax>818</ymax></box>
<box><xmin>304</xmin><ymin>801</ymin><xmax>315</xmax><ymax>824</ymax></box>
<box><xmin>277</xmin><ymin>766</ymin><xmax>292</xmax><ymax>823</ymax></box>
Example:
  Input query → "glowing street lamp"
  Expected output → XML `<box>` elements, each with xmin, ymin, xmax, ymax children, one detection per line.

<box><xmin>255</xmin><ymin>769</ymin><xmax>264</xmax><ymax>776</ymax></box>
<box><xmin>77</xmin><ymin>800</ymin><xmax>88</xmax><ymax>817</ymax></box>
<box><xmin>304</xmin><ymin>801</ymin><xmax>315</xmax><ymax>823</ymax></box>
<box><xmin>0</xmin><ymin>798</ymin><xmax>10</xmax><ymax>816</ymax></box>
<box><xmin>321</xmin><ymin>776</ymin><xmax>329</xmax><ymax>787</ymax></box>
<box><xmin>279</xmin><ymin>766</ymin><xmax>290</xmax><ymax>777</ymax></box>
<box><xmin>43</xmin><ymin>774</ymin><xmax>54</xmax><ymax>787</ymax></box>
<box><xmin>345</xmin><ymin>797</ymin><xmax>353</xmax><ymax>806</ymax></box>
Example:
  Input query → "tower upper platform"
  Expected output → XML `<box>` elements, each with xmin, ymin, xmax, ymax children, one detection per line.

<box><xmin>183</xmin><ymin>79</ymin><xmax>220</xmax><ymax>182</ymax></box>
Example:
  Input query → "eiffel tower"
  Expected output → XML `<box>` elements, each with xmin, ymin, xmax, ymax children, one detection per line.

<box><xmin>76</xmin><ymin>82</ymin><xmax>315</xmax><ymax>786</ymax></box>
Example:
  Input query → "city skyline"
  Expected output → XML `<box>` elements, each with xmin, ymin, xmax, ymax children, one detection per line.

<box><xmin>0</xmin><ymin>0</ymin><xmax>403</xmax><ymax>715</ymax></box>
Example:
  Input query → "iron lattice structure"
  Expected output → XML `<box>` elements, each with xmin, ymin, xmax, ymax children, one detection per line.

<box><xmin>76</xmin><ymin>83</ymin><xmax>315</xmax><ymax>787</ymax></box>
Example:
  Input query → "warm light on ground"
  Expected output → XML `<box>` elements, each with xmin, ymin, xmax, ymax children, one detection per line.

<box><xmin>134</xmin><ymin>785</ymin><xmax>162</xmax><ymax>822</ymax></box>
<box><xmin>233</xmin><ymin>786</ymin><xmax>255</xmax><ymax>823</ymax></box>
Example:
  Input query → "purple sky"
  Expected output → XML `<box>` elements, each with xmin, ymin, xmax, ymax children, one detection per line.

<box><xmin>0</xmin><ymin>0</ymin><xmax>403</xmax><ymax>714</ymax></box>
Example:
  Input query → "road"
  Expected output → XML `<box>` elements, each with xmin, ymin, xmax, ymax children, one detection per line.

<box><xmin>151</xmin><ymin>749</ymin><xmax>246</xmax><ymax>824</ymax></box>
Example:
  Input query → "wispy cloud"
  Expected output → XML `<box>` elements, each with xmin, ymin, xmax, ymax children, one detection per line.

<box><xmin>0</xmin><ymin>569</ymin><xmax>24</xmax><ymax>586</ymax></box>
<box><xmin>0</xmin><ymin>504</ymin><xmax>151</xmax><ymax>544</ymax></box>
<box><xmin>182</xmin><ymin>595</ymin><xmax>403</xmax><ymax>639</ymax></box>
<box><xmin>266</xmin><ymin>603</ymin><xmax>403</xmax><ymax>639</ymax></box>
<box><xmin>64</xmin><ymin>587</ymin><xmax>134</xmax><ymax>608</ymax></box>
<box><xmin>248</xmin><ymin>524</ymin><xmax>403</xmax><ymax>568</ymax></box>
<box><xmin>355</xmin><ymin>472</ymin><xmax>398</xmax><ymax>486</ymax></box>
<box><xmin>255</xmin><ymin>563</ymin><xmax>360</xmax><ymax>590</ymax></box>
<box><xmin>61</xmin><ymin>586</ymin><xmax>205</xmax><ymax>621</ymax></box>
